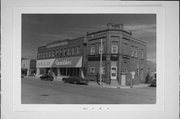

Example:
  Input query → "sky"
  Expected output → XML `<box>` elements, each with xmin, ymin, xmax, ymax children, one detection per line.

<box><xmin>22</xmin><ymin>14</ymin><xmax>156</xmax><ymax>63</ymax></box>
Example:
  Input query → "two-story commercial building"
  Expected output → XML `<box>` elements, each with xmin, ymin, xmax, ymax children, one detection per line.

<box><xmin>36</xmin><ymin>23</ymin><xmax>146</xmax><ymax>86</ymax></box>
<box><xmin>36</xmin><ymin>37</ymin><xmax>87</xmax><ymax>79</ymax></box>
<box><xmin>21</xmin><ymin>59</ymin><xmax>36</xmax><ymax>76</ymax></box>
<box><xmin>86</xmin><ymin>23</ymin><xmax>146</xmax><ymax>86</ymax></box>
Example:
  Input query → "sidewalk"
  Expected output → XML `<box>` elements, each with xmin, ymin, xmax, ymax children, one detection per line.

<box><xmin>88</xmin><ymin>81</ymin><xmax>150</xmax><ymax>89</ymax></box>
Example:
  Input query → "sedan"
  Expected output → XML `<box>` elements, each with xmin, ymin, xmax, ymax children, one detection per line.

<box><xmin>62</xmin><ymin>76</ymin><xmax>89</xmax><ymax>85</ymax></box>
<box><xmin>40</xmin><ymin>74</ymin><xmax>54</xmax><ymax>81</ymax></box>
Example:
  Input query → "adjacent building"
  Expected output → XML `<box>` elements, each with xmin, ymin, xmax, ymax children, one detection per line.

<box><xmin>36</xmin><ymin>23</ymin><xmax>147</xmax><ymax>86</ymax></box>
<box><xmin>36</xmin><ymin>37</ymin><xmax>87</xmax><ymax>79</ymax></box>
<box><xmin>86</xmin><ymin>23</ymin><xmax>146</xmax><ymax>85</ymax></box>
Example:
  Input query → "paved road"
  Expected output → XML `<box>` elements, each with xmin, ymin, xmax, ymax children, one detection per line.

<box><xmin>22</xmin><ymin>78</ymin><xmax>156</xmax><ymax>104</ymax></box>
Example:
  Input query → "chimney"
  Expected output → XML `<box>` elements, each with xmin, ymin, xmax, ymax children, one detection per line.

<box><xmin>107</xmin><ymin>23</ymin><xmax>124</xmax><ymax>29</ymax></box>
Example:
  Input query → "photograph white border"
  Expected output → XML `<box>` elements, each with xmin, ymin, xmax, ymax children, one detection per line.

<box><xmin>2</xmin><ymin>1</ymin><xmax>179</xmax><ymax>119</ymax></box>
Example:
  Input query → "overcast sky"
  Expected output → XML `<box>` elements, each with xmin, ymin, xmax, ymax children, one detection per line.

<box><xmin>22</xmin><ymin>14</ymin><xmax>156</xmax><ymax>63</ymax></box>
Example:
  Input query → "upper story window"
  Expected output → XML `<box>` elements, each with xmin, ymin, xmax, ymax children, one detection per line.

<box><xmin>72</xmin><ymin>47</ymin><xmax>75</xmax><ymax>55</ymax></box>
<box><xmin>99</xmin><ymin>46</ymin><xmax>104</xmax><ymax>54</ymax></box>
<box><xmin>90</xmin><ymin>47</ymin><xmax>95</xmax><ymax>55</ymax></box>
<box><xmin>90</xmin><ymin>67</ymin><xmax>95</xmax><ymax>74</ymax></box>
<box><xmin>67</xmin><ymin>48</ymin><xmax>71</xmax><ymax>56</ymax></box>
<box><xmin>134</xmin><ymin>49</ymin><xmax>138</xmax><ymax>58</ymax></box>
<box><xmin>111</xmin><ymin>45</ymin><xmax>118</xmax><ymax>53</ymax></box>
<box><xmin>77</xmin><ymin>46</ymin><xmax>80</xmax><ymax>55</ymax></box>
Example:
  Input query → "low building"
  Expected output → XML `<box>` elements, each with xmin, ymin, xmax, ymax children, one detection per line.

<box><xmin>21</xmin><ymin>59</ymin><xmax>36</xmax><ymax>76</ymax></box>
<box><xmin>36</xmin><ymin>37</ymin><xmax>87</xmax><ymax>79</ymax></box>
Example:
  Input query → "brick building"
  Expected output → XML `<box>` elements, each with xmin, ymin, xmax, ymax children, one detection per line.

<box><xmin>36</xmin><ymin>37</ymin><xmax>87</xmax><ymax>79</ymax></box>
<box><xmin>36</xmin><ymin>23</ymin><xmax>146</xmax><ymax>86</ymax></box>
<box><xmin>86</xmin><ymin>23</ymin><xmax>146</xmax><ymax>86</ymax></box>
<box><xmin>21</xmin><ymin>59</ymin><xmax>36</xmax><ymax>76</ymax></box>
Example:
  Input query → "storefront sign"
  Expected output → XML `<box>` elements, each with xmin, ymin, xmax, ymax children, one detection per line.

<box><xmin>47</xmin><ymin>41</ymin><xmax>68</xmax><ymax>48</ymax></box>
<box><xmin>36</xmin><ymin>59</ymin><xmax>55</xmax><ymax>68</ymax></box>
<box><xmin>52</xmin><ymin>56</ymin><xmax>82</xmax><ymax>67</ymax></box>
<box><xmin>54</xmin><ymin>59</ymin><xmax>71</xmax><ymax>66</ymax></box>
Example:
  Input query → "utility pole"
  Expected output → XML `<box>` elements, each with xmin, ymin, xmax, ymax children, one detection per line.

<box><xmin>100</xmin><ymin>39</ymin><xmax>103</xmax><ymax>86</ymax></box>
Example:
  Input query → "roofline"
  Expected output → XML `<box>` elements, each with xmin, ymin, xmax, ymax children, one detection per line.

<box><xmin>47</xmin><ymin>39</ymin><xmax>69</xmax><ymax>46</ymax></box>
<box><xmin>87</xmin><ymin>29</ymin><xmax>132</xmax><ymax>36</ymax></box>
<box><xmin>123</xmin><ymin>34</ymin><xmax>147</xmax><ymax>45</ymax></box>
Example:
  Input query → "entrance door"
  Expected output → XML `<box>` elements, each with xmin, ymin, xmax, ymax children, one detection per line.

<box><xmin>121</xmin><ymin>74</ymin><xmax>126</xmax><ymax>85</ymax></box>
<box><xmin>111</xmin><ymin>66</ymin><xmax>117</xmax><ymax>80</ymax></box>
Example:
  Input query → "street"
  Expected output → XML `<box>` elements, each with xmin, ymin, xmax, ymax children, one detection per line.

<box><xmin>22</xmin><ymin>77</ymin><xmax>156</xmax><ymax>104</ymax></box>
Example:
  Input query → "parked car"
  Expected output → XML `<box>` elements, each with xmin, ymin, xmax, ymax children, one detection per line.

<box><xmin>150</xmin><ymin>73</ymin><xmax>156</xmax><ymax>87</ymax></box>
<box><xmin>40</xmin><ymin>74</ymin><xmax>54</xmax><ymax>81</ymax></box>
<box><xmin>62</xmin><ymin>76</ymin><xmax>89</xmax><ymax>85</ymax></box>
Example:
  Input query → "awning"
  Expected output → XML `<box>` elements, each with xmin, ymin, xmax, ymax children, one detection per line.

<box><xmin>36</xmin><ymin>56</ymin><xmax>82</xmax><ymax>68</ymax></box>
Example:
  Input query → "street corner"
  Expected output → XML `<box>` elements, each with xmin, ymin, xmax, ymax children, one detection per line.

<box><xmin>132</xmin><ymin>84</ymin><xmax>151</xmax><ymax>88</ymax></box>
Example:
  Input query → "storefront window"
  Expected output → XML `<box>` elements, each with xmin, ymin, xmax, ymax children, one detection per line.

<box><xmin>90</xmin><ymin>67</ymin><xmax>95</xmax><ymax>74</ymax></box>
<box><xmin>141</xmin><ymin>50</ymin><xmax>144</xmax><ymax>59</ymax></box>
<box><xmin>68</xmin><ymin>48</ymin><xmax>71</xmax><ymax>56</ymax></box>
<box><xmin>111</xmin><ymin>45</ymin><xmax>118</xmax><ymax>53</ymax></box>
<box><xmin>72</xmin><ymin>47</ymin><xmax>75</xmax><ymax>55</ymax></box>
<box><xmin>77</xmin><ymin>46</ymin><xmax>80</xmax><ymax>55</ymax></box>
<box><xmin>90</xmin><ymin>47</ymin><xmax>95</xmax><ymax>55</ymax></box>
